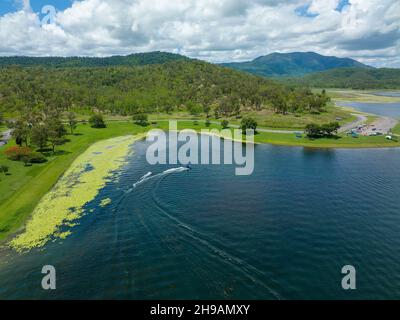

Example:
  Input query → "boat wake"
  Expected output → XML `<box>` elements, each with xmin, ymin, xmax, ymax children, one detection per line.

<box><xmin>113</xmin><ymin>167</ymin><xmax>190</xmax><ymax>211</ymax></box>
<box><xmin>113</xmin><ymin>167</ymin><xmax>190</xmax><ymax>212</ymax></box>
<box><xmin>131</xmin><ymin>167</ymin><xmax>189</xmax><ymax>190</ymax></box>
<box><xmin>149</xmin><ymin>179</ymin><xmax>281</xmax><ymax>299</ymax></box>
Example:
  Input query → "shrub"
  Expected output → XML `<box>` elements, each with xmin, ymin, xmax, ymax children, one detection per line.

<box><xmin>240</xmin><ymin>117</ymin><xmax>257</xmax><ymax>133</ymax></box>
<box><xmin>133</xmin><ymin>113</ymin><xmax>149</xmax><ymax>127</ymax></box>
<box><xmin>89</xmin><ymin>114</ymin><xmax>106</xmax><ymax>128</ymax></box>
<box><xmin>0</xmin><ymin>165</ymin><xmax>9</xmax><ymax>175</ymax></box>
<box><xmin>221</xmin><ymin>120</ymin><xmax>229</xmax><ymax>129</ymax></box>
<box><xmin>4</xmin><ymin>146</ymin><xmax>32</xmax><ymax>161</ymax></box>
<box><xmin>4</xmin><ymin>146</ymin><xmax>47</xmax><ymax>164</ymax></box>
<box><xmin>28</xmin><ymin>152</ymin><xmax>47</xmax><ymax>164</ymax></box>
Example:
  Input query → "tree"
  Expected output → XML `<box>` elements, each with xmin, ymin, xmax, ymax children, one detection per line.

<box><xmin>272</xmin><ymin>95</ymin><xmax>288</xmax><ymax>114</ymax></box>
<box><xmin>89</xmin><ymin>114</ymin><xmax>106</xmax><ymax>128</ymax></box>
<box><xmin>31</xmin><ymin>124</ymin><xmax>48</xmax><ymax>151</ymax></box>
<box><xmin>46</xmin><ymin>119</ymin><xmax>67</xmax><ymax>153</ymax></box>
<box><xmin>0</xmin><ymin>113</ymin><xmax>3</xmax><ymax>125</ymax></box>
<box><xmin>12</xmin><ymin>119</ymin><xmax>30</xmax><ymax>146</ymax></box>
<box><xmin>187</xmin><ymin>101</ymin><xmax>202</xmax><ymax>116</ymax></box>
<box><xmin>252</xmin><ymin>94</ymin><xmax>263</xmax><ymax>111</ymax></box>
<box><xmin>305</xmin><ymin>123</ymin><xmax>322</xmax><ymax>138</ymax></box>
<box><xmin>218</xmin><ymin>95</ymin><xmax>240</xmax><ymax>116</ymax></box>
<box><xmin>200</xmin><ymin>88</ymin><xmax>214</xmax><ymax>117</ymax></box>
<box><xmin>221</xmin><ymin>120</ymin><xmax>229</xmax><ymax>129</ymax></box>
<box><xmin>203</xmin><ymin>104</ymin><xmax>211</xmax><ymax>118</ymax></box>
<box><xmin>67</xmin><ymin>112</ymin><xmax>78</xmax><ymax>134</ymax></box>
<box><xmin>205</xmin><ymin>119</ymin><xmax>211</xmax><ymax>127</ymax></box>
<box><xmin>240</xmin><ymin>117</ymin><xmax>257</xmax><ymax>133</ymax></box>
<box><xmin>321</xmin><ymin>122</ymin><xmax>340</xmax><ymax>136</ymax></box>
<box><xmin>305</xmin><ymin>122</ymin><xmax>340</xmax><ymax>138</ymax></box>
<box><xmin>133</xmin><ymin>113</ymin><xmax>149</xmax><ymax>127</ymax></box>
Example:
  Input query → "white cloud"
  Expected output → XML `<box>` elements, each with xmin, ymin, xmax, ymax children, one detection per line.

<box><xmin>0</xmin><ymin>0</ymin><xmax>399</xmax><ymax>67</ymax></box>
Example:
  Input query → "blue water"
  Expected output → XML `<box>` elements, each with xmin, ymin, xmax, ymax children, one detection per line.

<box><xmin>373</xmin><ymin>92</ymin><xmax>400</xmax><ymax>98</ymax></box>
<box><xmin>1</xmin><ymin>139</ymin><xmax>400</xmax><ymax>300</ymax></box>
<box><xmin>339</xmin><ymin>101</ymin><xmax>400</xmax><ymax>119</ymax></box>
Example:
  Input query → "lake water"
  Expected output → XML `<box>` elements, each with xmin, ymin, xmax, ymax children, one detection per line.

<box><xmin>373</xmin><ymin>92</ymin><xmax>400</xmax><ymax>98</ymax></box>
<box><xmin>338</xmin><ymin>101</ymin><xmax>400</xmax><ymax>119</ymax></box>
<box><xmin>1</xmin><ymin>138</ymin><xmax>400</xmax><ymax>300</ymax></box>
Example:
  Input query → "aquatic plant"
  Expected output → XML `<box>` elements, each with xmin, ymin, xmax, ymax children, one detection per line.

<box><xmin>9</xmin><ymin>135</ymin><xmax>143</xmax><ymax>252</ymax></box>
<box><xmin>100</xmin><ymin>198</ymin><xmax>112</xmax><ymax>207</ymax></box>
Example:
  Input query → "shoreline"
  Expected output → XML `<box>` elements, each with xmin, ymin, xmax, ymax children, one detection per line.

<box><xmin>7</xmin><ymin>134</ymin><xmax>144</xmax><ymax>252</ymax></box>
<box><xmin>1</xmin><ymin>119</ymin><xmax>400</xmax><ymax>248</ymax></box>
<box><xmin>194</xmin><ymin>130</ymin><xmax>400</xmax><ymax>149</ymax></box>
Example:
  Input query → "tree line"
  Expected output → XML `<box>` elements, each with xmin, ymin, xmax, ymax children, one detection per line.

<box><xmin>0</xmin><ymin>60</ymin><xmax>329</xmax><ymax>119</ymax></box>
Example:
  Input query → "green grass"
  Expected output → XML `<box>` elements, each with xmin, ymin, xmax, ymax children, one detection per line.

<box><xmin>0</xmin><ymin>122</ymin><xmax>148</xmax><ymax>242</ymax></box>
<box><xmin>147</xmin><ymin>105</ymin><xmax>356</xmax><ymax>130</ymax></box>
<box><xmin>155</xmin><ymin>120</ymin><xmax>400</xmax><ymax>148</ymax></box>
<box><xmin>253</xmin><ymin>132</ymin><xmax>400</xmax><ymax>148</ymax></box>
<box><xmin>1</xmin><ymin>119</ymin><xmax>399</xmax><ymax>243</ymax></box>
<box><xmin>393</xmin><ymin>123</ymin><xmax>400</xmax><ymax>135</ymax></box>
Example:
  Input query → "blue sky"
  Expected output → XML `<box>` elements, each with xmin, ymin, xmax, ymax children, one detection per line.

<box><xmin>0</xmin><ymin>0</ymin><xmax>72</xmax><ymax>16</ymax></box>
<box><xmin>295</xmin><ymin>0</ymin><xmax>350</xmax><ymax>17</ymax></box>
<box><xmin>295</xmin><ymin>4</ymin><xmax>319</xmax><ymax>18</ymax></box>
<box><xmin>336</xmin><ymin>0</ymin><xmax>350</xmax><ymax>12</ymax></box>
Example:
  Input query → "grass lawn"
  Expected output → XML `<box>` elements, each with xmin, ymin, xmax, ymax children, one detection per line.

<box><xmin>1</xmin><ymin>118</ymin><xmax>399</xmax><ymax>243</ymax></box>
<box><xmin>148</xmin><ymin>104</ymin><xmax>356</xmax><ymax>130</ymax></box>
<box><xmin>253</xmin><ymin>131</ymin><xmax>400</xmax><ymax>148</ymax></box>
<box><xmin>155</xmin><ymin>119</ymin><xmax>400</xmax><ymax>148</ymax></box>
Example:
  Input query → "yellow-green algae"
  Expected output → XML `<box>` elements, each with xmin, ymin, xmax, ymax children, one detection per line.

<box><xmin>9</xmin><ymin>135</ymin><xmax>142</xmax><ymax>252</ymax></box>
<box><xmin>100</xmin><ymin>198</ymin><xmax>112</xmax><ymax>207</ymax></box>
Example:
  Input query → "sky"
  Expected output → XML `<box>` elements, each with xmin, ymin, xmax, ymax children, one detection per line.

<box><xmin>0</xmin><ymin>0</ymin><xmax>399</xmax><ymax>67</ymax></box>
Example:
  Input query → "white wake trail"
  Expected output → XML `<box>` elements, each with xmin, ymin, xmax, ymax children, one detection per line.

<box><xmin>132</xmin><ymin>167</ymin><xmax>189</xmax><ymax>189</ymax></box>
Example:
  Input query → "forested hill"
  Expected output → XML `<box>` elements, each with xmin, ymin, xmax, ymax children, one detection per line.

<box><xmin>221</xmin><ymin>52</ymin><xmax>370</xmax><ymax>77</ymax></box>
<box><xmin>0</xmin><ymin>60</ymin><xmax>274</xmax><ymax>115</ymax></box>
<box><xmin>0</xmin><ymin>59</ymin><xmax>328</xmax><ymax>117</ymax></box>
<box><xmin>0</xmin><ymin>51</ymin><xmax>189</xmax><ymax>68</ymax></box>
<box><xmin>284</xmin><ymin>67</ymin><xmax>400</xmax><ymax>89</ymax></box>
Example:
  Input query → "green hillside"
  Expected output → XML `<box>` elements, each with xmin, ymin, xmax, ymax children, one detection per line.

<box><xmin>0</xmin><ymin>51</ymin><xmax>189</xmax><ymax>68</ymax></box>
<box><xmin>221</xmin><ymin>52</ymin><xmax>369</xmax><ymax>77</ymax></box>
<box><xmin>0</xmin><ymin>59</ymin><xmax>283</xmax><ymax>116</ymax></box>
<box><xmin>286</xmin><ymin>67</ymin><xmax>400</xmax><ymax>89</ymax></box>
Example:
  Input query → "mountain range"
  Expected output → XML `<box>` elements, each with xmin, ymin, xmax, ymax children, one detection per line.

<box><xmin>0</xmin><ymin>51</ymin><xmax>398</xmax><ymax>89</ymax></box>
<box><xmin>221</xmin><ymin>52</ymin><xmax>371</xmax><ymax>77</ymax></box>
